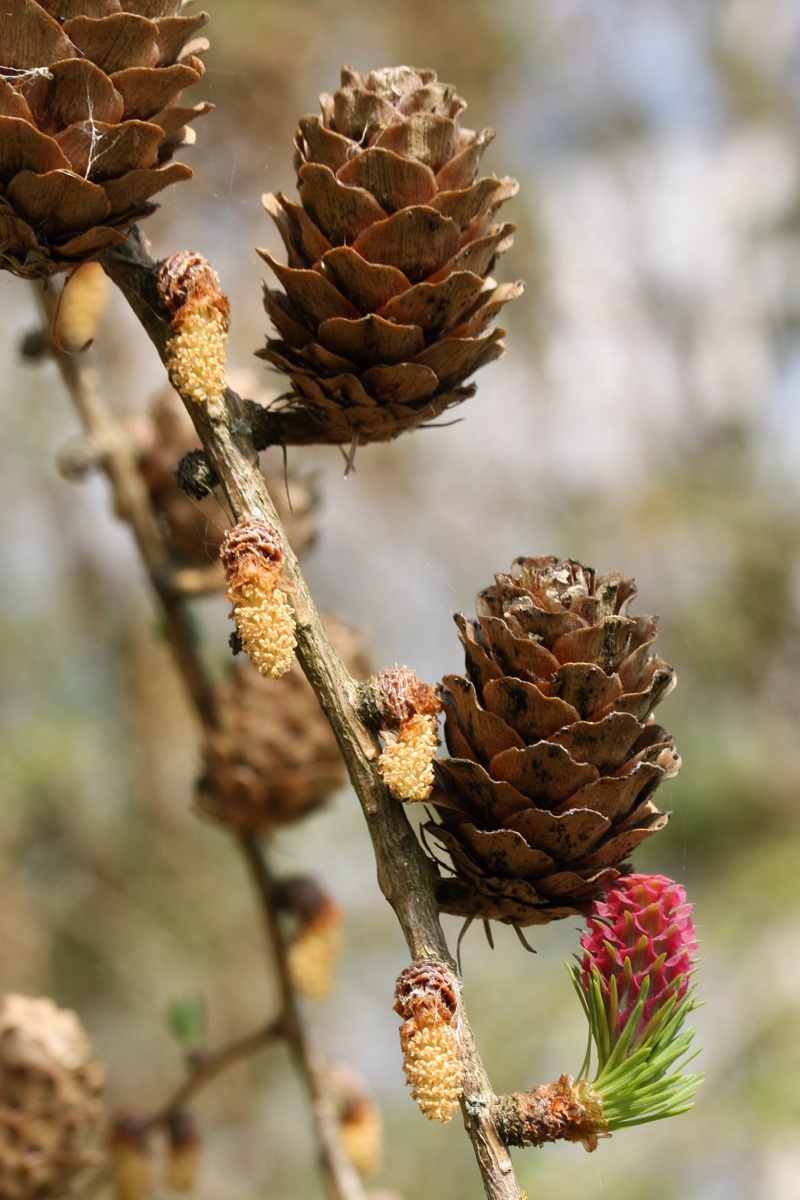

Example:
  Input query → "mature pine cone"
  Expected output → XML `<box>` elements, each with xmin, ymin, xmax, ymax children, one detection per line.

<box><xmin>426</xmin><ymin>557</ymin><xmax>680</xmax><ymax>929</ymax></box>
<box><xmin>257</xmin><ymin>64</ymin><xmax>522</xmax><ymax>448</ymax></box>
<box><xmin>0</xmin><ymin>994</ymin><xmax>105</xmax><ymax>1199</ymax></box>
<box><xmin>0</xmin><ymin>0</ymin><xmax>211</xmax><ymax>278</ymax></box>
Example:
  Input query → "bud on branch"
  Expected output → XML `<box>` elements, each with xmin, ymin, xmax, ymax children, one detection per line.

<box><xmin>158</xmin><ymin>251</ymin><xmax>230</xmax><ymax>407</ymax></box>
<box><xmin>220</xmin><ymin>520</ymin><xmax>297</xmax><ymax>678</ymax></box>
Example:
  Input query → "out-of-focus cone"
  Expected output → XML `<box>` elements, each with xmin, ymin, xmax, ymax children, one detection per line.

<box><xmin>198</xmin><ymin>615</ymin><xmax>371</xmax><ymax>831</ymax></box>
<box><xmin>258</xmin><ymin>64</ymin><xmax>522</xmax><ymax>448</ymax></box>
<box><xmin>325</xmin><ymin>1065</ymin><xmax>382</xmax><ymax>1176</ymax></box>
<box><xmin>164</xmin><ymin>1109</ymin><xmax>201</xmax><ymax>1193</ymax></box>
<box><xmin>133</xmin><ymin>378</ymin><xmax>317</xmax><ymax>569</ymax></box>
<box><xmin>279</xmin><ymin>877</ymin><xmax>343</xmax><ymax>1001</ymax></box>
<box><xmin>0</xmin><ymin>0</ymin><xmax>211</xmax><ymax>278</ymax></box>
<box><xmin>108</xmin><ymin>1112</ymin><xmax>151</xmax><ymax>1200</ymax></box>
<box><xmin>0</xmin><ymin>994</ymin><xmax>105</xmax><ymax>1199</ymax></box>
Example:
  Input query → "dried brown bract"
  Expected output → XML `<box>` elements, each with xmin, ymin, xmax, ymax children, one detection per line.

<box><xmin>375</xmin><ymin>664</ymin><xmax>442</xmax><ymax>728</ymax></box>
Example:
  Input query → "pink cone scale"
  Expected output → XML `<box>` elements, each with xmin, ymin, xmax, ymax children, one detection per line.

<box><xmin>580</xmin><ymin>873</ymin><xmax>697</xmax><ymax>1037</ymax></box>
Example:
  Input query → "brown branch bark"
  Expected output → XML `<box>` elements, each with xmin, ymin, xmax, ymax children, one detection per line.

<box><xmin>38</xmin><ymin>281</ymin><xmax>369</xmax><ymax>1200</ymax></box>
<box><xmin>144</xmin><ymin>1020</ymin><xmax>281</xmax><ymax>1131</ymax></box>
<box><xmin>68</xmin><ymin>1021</ymin><xmax>281</xmax><ymax>1200</ymax></box>
<box><xmin>100</xmin><ymin>229</ymin><xmax>523</xmax><ymax>1200</ymax></box>
<box><xmin>492</xmin><ymin>1077</ymin><xmax>606</xmax><ymax>1152</ymax></box>
<box><xmin>239</xmin><ymin>834</ymin><xmax>369</xmax><ymax>1200</ymax></box>
<box><xmin>35</xmin><ymin>282</ymin><xmax>219</xmax><ymax>729</ymax></box>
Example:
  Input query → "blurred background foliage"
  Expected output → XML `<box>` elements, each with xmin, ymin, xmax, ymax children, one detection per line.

<box><xmin>1</xmin><ymin>0</ymin><xmax>800</xmax><ymax>1197</ymax></box>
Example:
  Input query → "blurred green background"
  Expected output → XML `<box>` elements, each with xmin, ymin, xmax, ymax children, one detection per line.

<box><xmin>2</xmin><ymin>1</ymin><xmax>800</xmax><ymax>1197</ymax></box>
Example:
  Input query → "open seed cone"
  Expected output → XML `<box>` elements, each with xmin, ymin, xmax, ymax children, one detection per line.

<box><xmin>426</xmin><ymin>557</ymin><xmax>680</xmax><ymax>929</ymax></box>
<box><xmin>0</xmin><ymin>0</ymin><xmax>211</xmax><ymax>278</ymax></box>
<box><xmin>258</xmin><ymin>64</ymin><xmax>522</xmax><ymax>447</ymax></box>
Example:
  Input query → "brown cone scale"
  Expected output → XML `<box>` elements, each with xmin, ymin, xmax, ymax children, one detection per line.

<box><xmin>0</xmin><ymin>0</ymin><xmax>211</xmax><ymax>278</ymax></box>
<box><xmin>425</xmin><ymin>557</ymin><xmax>680</xmax><ymax>929</ymax></box>
<box><xmin>257</xmin><ymin>65</ymin><xmax>522</xmax><ymax>447</ymax></box>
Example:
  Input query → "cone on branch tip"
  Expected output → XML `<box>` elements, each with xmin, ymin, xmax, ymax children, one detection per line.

<box><xmin>108</xmin><ymin>1112</ymin><xmax>151</xmax><ymax>1200</ymax></box>
<box><xmin>257</xmin><ymin>64</ymin><xmax>523</xmax><ymax>449</ymax></box>
<box><xmin>425</xmin><ymin>557</ymin><xmax>680</xmax><ymax>930</ymax></box>
<box><xmin>277</xmin><ymin>876</ymin><xmax>344</xmax><ymax>1001</ymax></box>
<box><xmin>325</xmin><ymin>1065</ymin><xmax>383</xmax><ymax>1177</ymax></box>
<box><xmin>0</xmin><ymin>0</ymin><xmax>211</xmax><ymax>279</ymax></box>
<box><xmin>569</xmin><ymin>873</ymin><xmax>702</xmax><ymax>1129</ymax></box>
<box><xmin>580</xmin><ymin>873</ymin><xmax>697</xmax><ymax>1036</ymax></box>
